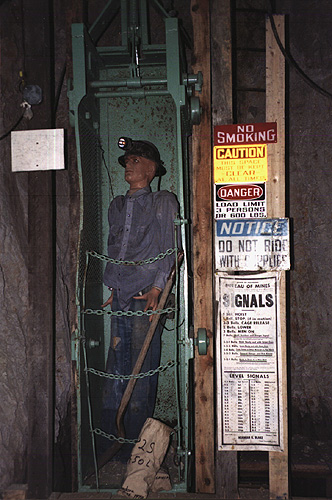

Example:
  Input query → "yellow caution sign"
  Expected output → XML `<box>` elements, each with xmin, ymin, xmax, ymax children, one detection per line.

<box><xmin>214</xmin><ymin>144</ymin><xmax>268</xmax><ymax>184</ymax></box>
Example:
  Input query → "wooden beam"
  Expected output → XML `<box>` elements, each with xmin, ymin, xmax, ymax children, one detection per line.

<box><xmin>25</xmin><ymin>0</ymin><xmax>54</xmax><ymax>497</ymax></box>
<box><xmin>211</xmin><ymin>1</ymin><xmax>238</xmax><ymax>497</ymax></box>
<box><xmin>191</xmin><ymin>0</ymin><xmax>214</xmax><ymax>493</ymax></box>
<box><xmin>266</xmin><ymin>14</ymin><xmax>289</xmax><ymax>500</ymax></box>
<box><xmin>266</xmin><ymin>15</ymin><xmax>286</xmax><ymax>216</ymax></box>
<box><xmin>211</xmin><ymin>0</ymin><xmax>233</xmax><ymax>126</ymax></box>
<box><xmin>65</xmin><ymin>0</ymin><xmax>86</xmax><ymax>491</ymax></box>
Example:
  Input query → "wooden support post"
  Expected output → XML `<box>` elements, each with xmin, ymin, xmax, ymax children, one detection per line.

<box><xmin>65</xmin><ymin>0</ymin><xmax>86</xmax><ymax>491</ymax></box>
<box><xmin>25</xmin><ymin>1</ymin><xmax>55</xmax><ymax>497</ymax></box>
<box><xmin>211</xmin><ymin>0</ymin><xmax>233</xmax><ymax>126</ymax></box>
<box><xmin>266</xmin><ymin>15</ymin><xmax>289</xmax><ymax>500</ymax></box>
<box><xmin>191</xmin><ymin>0</ymin><xmax>214</xmax><ymax>493</ymax></box>
<box><xmin>211</xmin><ymin>1</ymin><xmax>238</xmax><ymax>497</ymax></box>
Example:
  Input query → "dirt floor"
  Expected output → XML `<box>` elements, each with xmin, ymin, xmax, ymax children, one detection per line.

<box><xmin>52</xmin><ymin>490</ymin><xmax>328</xmax><ymax>500</ymax></box>
<box><xmin>5</xmin><ymin>436</ymin><xmax>331</xmax><ymax>500</ymax></box>
<box><xmin>78</xmin><ymin>434</ymin><xmax>332</xmax><ymax>499</ymax></box>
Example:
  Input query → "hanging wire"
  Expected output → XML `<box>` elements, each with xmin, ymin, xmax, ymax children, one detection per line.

<box><xmin>173</xmin><ymin>220</ymin><xmax>184</xmax><ymax>480</ymax></box>
<box><xmin>81</xmin><ymin>251</ymin><xmax>100</xmax><ymax>488</ymax></box>
<box><xmin>0</xmin><ymin>113</ymin><xmax>25</xmax><ymax>141</ymax></box>
<box><xmin>267</xmin><ymin>3</ymin><xmax>332</xmax><ymax>100</ymax></box>
<box><xmin>54</xmin><ymin>62</ymin><xmax>67</xmax><ymax>116</ymax></box>
<box><xmin>82</xmin><ymin>337</ymin><xmax>100</xmax><ymax>490</ymax></box>
<box><xmin>98</xmin><ymin>136</ymin><xmax>115</xmax><ymax>200</ymax></box>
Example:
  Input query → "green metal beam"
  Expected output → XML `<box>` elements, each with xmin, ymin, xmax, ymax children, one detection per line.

<box><xmin>89</xmin><ymin>0</ymin><xmax>121</xmax><ymax>44</ymax></box>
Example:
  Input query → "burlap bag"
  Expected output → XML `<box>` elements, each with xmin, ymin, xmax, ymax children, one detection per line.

<box><xmin>150</xmin><ymin>467</ymin><xmax>172</xmax><ymax>493</ymax></box>
<box><xmin>117</xmin><ymin>418</ymin><xmax>173</xmax><ymax>499</ymax></box>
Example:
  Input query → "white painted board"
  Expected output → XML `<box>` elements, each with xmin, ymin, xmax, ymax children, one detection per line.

<box><xmin>11</xmin><ymin>129</ymin><xmax>64</xmax><ymax>172</ymax></box>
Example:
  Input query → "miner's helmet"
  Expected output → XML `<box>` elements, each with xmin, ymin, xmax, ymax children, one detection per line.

<box><xmin>117</xmin><ymin>137</ymin><xmax>167</xmax><ymax>177</ymax></box>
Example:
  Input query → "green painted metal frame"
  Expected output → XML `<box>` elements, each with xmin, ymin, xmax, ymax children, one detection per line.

<box><xmin>69</xmin><ymin>0</ymin><xmax>201</xmax><ymax>492</ymax></box>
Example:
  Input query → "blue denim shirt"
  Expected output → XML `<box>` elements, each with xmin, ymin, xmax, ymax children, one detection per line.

<box><xmin>103</xmin><ymin>186</ymin><xmax>180</xmax><ymax>310</ymax></box>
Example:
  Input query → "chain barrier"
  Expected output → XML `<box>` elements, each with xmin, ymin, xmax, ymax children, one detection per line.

<box><xmin>86</xmin><ymin>359</ymin><xmax>176</xmax><ymax>380</ymax></box>
<box><xmin>87</xmin><ymin>247</ymin><xmax>176</xmax><ymax>266</ymax></box>
<box><xmin>93</xmin><ymin>427</ymin><xmax>138</xmax><ymax>444</ymax></box>
<box><xmin>83</xmin><ymin>306</ymin><xmax>175</xmax><ymax>317</ymax></box>
<box><xmin>81</xmin><ymin>239</ymin><xmax>183</xmax><ymax>478</ymax></box>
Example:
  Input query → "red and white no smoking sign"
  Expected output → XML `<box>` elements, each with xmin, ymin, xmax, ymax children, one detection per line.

<box><xmin>214</xmin><ymin>122</ymin><xmax>277</xmax><ymax>146</ymax></box>
<box><xmin>213</xmin><ymin>123</ymin><xmax>277</xmax><ymax>219</ymax></box>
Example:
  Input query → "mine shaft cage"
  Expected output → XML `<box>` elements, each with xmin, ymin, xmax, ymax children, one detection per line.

<box><xmin>68</xmin><ymin>0</ymin><xmax>202</xmax><ymax>492</ymax></box>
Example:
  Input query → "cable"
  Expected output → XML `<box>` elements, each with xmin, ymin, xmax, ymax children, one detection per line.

<box><xmin>54</xmin><ymin>62</ymin><xmax>67</xmax><ymax>116</ymax></box>
<box><xmin>267</xmin><ymin>6</ymin><xmax>332</xmax><ymax>100</ymax></box>
<box><xmin>0</xmin><ymin>113</ymin><xmax>24</xmax><ymax>141</ymax></box>
<box><xmin>98</xmin><ymin>137</ymin><xmax>115</xmax><ymax>200</ymax></box>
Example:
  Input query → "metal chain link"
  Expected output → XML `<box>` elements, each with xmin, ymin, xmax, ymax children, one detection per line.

<box><xmin>93</xmin><ymin>427</ymin><xmax>138</xmax><ymax>444</ymax></box>
<box><xmin>82</xmin><ymin>239</ymin><xmax>182</xmax><ymax>455</ymax></box>
<box><xmin>87</xmin><ymin>247</ymin><xmax>176</xmax><ymax>266</ymax></box>
<box><xmin>86</xmin><ymin>359</ymin><xmax>175</xmax><ymax>380</ymax></box>
<box><xmin>83</xmin><ymin>306</ymin><xmax>175</xmax><ymax>317</ymax></box>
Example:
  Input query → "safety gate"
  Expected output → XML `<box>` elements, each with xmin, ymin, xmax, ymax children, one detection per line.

<box><xmin>68</xmin><ymin>0</ymin><xmax>202</xmax><ymax>492</ymax></box>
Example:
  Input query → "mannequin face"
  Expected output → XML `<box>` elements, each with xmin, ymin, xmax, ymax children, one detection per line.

<box><xmin>124</xmin><ymin>155</ymin><xmax>156</xmax><ymax>191</ymax></box>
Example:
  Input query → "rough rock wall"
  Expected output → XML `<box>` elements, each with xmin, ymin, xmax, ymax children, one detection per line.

<box><xmin>0</xmin><ymin>0</ymin><xmax>80</xmax><ymax>491</ymax></box>
<box><xmin>0</xmin><ymin>1</ymin><xmax>29</xmax><ymax>489</ymax></box>
<box><xmin>278</xmin><ymin>0</ymin><xmax>332</xmax><ymax>439</ymax></box>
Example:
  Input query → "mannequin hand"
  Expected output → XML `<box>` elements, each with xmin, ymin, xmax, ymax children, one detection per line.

<box><xmin>101</xmin><ymin>291</ymin><xmax>114</xmax><ymax>309</ymax></box>
<box><xmin>134</xmin><ymin>287</ymin><xmax>161</xmax><ymax>321</ymax></box>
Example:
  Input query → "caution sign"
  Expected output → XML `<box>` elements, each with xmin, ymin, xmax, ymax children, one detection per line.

<box><xmin>215</xmin><ymin>218</ymin><xmax>290</xmax><ymax>271</ymax></box>
<box><xmin>216</xmin><ymin>273</ymin><xmax>283</xmax><ymax>451</ymax></box>
<box><xmin>215</xmin><ymin>183</ymin><xmax>267</xmax><ymax>219</ymax></box>
<box><xmin>214</xmin><ymin>144</ymin><xmax>268</xmax><ymax>184</ymax></box>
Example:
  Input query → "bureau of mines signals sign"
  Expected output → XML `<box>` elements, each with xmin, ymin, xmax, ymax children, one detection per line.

<box><xmin>216</xmin><ymin>273</ymin><xmax>283</xmax><ymax>451</ymax></box>
<box><xmin>213</xmin><ymin>123</ymin><xmax>277</xmax><ymax>184</ymax></box>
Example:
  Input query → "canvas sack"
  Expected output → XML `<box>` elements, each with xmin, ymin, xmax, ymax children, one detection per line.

<box><xmin>117</xmin><ymin>418</ymin><xmax>173</xmax><ymax>499</ymax></box>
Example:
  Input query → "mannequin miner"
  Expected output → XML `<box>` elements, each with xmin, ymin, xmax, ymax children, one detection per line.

<box><xmin>100</xmin><ymin>137</ymin><xmax>181</xmax><ymax>460</ymax></box>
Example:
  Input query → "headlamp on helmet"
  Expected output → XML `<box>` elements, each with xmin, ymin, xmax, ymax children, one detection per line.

<box><xmin>117</xmin><ymin>137</ymin><xmax>166</xmax><ymax>177</ymax></box>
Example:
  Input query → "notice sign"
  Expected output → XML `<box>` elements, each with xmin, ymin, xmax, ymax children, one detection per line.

<box><xmin>216</xmin><ymin>273</ymin><xmax>283</xmax><ymax>451</ymax></box>
<box><xmin>215</xmin><ymin>218</ymin><xmax>290</xmax><ymax>271</ymax></box>
<box><xmin>215</xmin><ymin>183</ymin><xmax>267</xmax><ymax>219</ymax></box>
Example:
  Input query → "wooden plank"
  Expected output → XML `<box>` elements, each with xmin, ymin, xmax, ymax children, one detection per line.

<box><xmin>25</xmin><ymin>0</ymin><xmax>54</xmax><ymax>498</ymax></box>
<box><xmin>266</xmin><ymin>15</ymin><xmax>289</xmax><ymax>500</ymax></box>
<box><xmin>65</xmin><ymin>0</ymin><xmax>86</xmax><ymax>491</ymax></box>
<box><xmin>211</xmin><ymin>1</ymin><xmax>238</xmax><ymax>498</ymax></box>
<box><xmin>191</xmin><ymin>0</ymin><xmax>214</xmax><ymax>493</ymax></box>
<box><xmin>211</xmin><ymin>0</ymin><xmax>233</xmax><ymax>126</ymax></box>
<box><xmin>266</xmin><ymin>15</ymin><xmax>286</xmax><ymax>216</ymax></box>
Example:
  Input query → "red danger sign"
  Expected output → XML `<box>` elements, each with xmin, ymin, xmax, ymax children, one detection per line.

<box><xmin>214</xmin><ymin>122</ymin><xmax>277</xmax><ymax>146</ymax></box>
<box><xmin>217</xmin><ymin>184</ymin><xmax>264</xmax><ymax>201</ymax></box>
<box><xmin>214</xmin><ymin>183</ymin><xmax>266</xmax><ymax>220</ymax></box>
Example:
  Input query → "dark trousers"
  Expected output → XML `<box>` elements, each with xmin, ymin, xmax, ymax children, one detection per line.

<box><xmin>100</xmin><ymin>289</ymin><xmax>162</xmax><ymax>459</ymax></box>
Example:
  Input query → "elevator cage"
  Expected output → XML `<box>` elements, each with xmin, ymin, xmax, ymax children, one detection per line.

<box><xmin>68</xmin><ymin>0</ymin><xmax>202</xmax><ymax>492</ymax></box>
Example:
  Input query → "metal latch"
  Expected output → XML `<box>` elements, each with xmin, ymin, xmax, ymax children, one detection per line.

<box><xmin>88</xmin><ymin>339</ymin><xmax>100</xmax><ymax>348</ymax></box>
